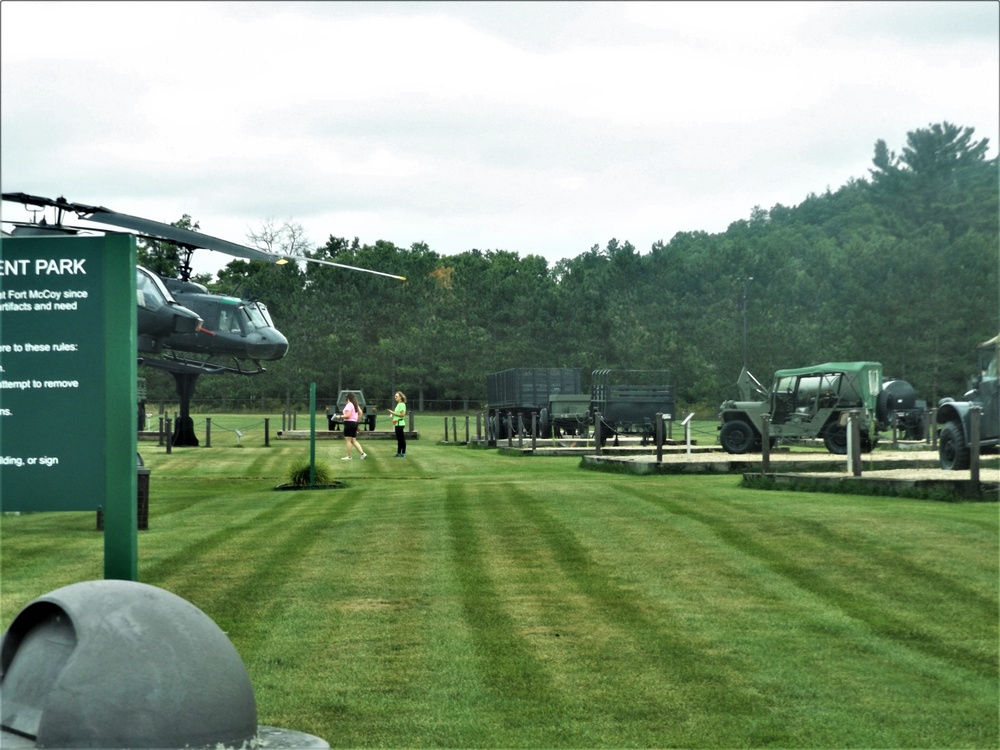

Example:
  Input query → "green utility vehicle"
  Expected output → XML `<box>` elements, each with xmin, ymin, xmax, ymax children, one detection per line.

<box><xmin>327</xmin><ymin>390</ymin><xmax>379</xmax><ymax>431</ymax></box>
<box><xmin>936</xmin><ymin>333</ymin><xmax>1000</xmax><ymax>470</ymax></box>
<box><xmin>541</xmin><ymin>392</ymin><xmax>593</xmax><ymax>438</ymax></box>
<box><xmin>718</xmin><ymin>361</ymin><xmax>884</xmax><ymax>454</ymax></box>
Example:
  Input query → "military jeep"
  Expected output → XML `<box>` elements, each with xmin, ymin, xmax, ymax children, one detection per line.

<box><xmin>718</xmin><ymin>362</ymin><xmax>884</xmax><ymax>455</ymax></box>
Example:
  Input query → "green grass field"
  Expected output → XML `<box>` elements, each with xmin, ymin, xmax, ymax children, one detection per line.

<box><xmin>2</xmin><ymin>434</ymin><xmax>997</xmax><ymax>748</ymax></box>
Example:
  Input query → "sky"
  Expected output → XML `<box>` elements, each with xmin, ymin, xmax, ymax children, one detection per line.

<box><xmin>2</xmin><ymin>1</ymin><xmax>997</xmax><ymax>279</ymax></box>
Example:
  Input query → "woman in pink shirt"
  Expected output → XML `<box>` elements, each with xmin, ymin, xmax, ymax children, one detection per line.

<box><xmin>340</xmin><ymin>392</ymin><xmax>367</xmax><ymax>460</ymax></box>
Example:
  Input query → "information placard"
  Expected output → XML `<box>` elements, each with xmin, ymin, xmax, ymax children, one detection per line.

<box><xmin>1</xmin><ymin>235</ymin><xmax>136</xmax><ymax>516</ymax></box>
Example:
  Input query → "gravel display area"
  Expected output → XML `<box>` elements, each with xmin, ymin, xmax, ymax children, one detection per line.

<box><xmin>582</xmin><ymin>448</ymin><xmax>1000</xmax><ymax>497</ymax></box>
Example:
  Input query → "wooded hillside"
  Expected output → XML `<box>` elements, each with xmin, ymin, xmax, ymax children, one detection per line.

<box><xmin>143</xmin><ymin>122</ymin><xmax>999</xmax><ymax>412</ymax></box>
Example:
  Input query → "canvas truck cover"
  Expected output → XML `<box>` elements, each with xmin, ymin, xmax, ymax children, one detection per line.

<box><xmin>771</xmin><ymin>362</ymin><xmax>883</xmax><ymax>409</ymax></box>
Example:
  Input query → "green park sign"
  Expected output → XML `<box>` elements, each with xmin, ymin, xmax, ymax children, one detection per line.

<box><xmin>1</xmin><ymin>234</ymin><xmax>138</xmax><ymax>579</ymax></box>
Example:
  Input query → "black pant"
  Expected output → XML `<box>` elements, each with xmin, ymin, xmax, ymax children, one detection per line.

<box><xmin>395</xmin><ymin>425</ymin><xmax>406</xmax><ymax>455</ymax></box>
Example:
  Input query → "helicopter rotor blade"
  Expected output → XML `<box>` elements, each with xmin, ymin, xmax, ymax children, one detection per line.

<box><xmin>2</xmin><ymin>192</ymin><xmax>406</xmax><ymax>281</ymax></box>
<box><xmin>77</xmin><ymin>208</ymin><xmax>289</xmax><ymax>263</ymax></box>
<box><xmin>3</xmin><ymin>192</ymin><xmax>285</xmax><ymax>262</ymax></box>
<box><xmin>287</xmin><ymin>255</ymin><xmax>407</xmax><ymax>281</ymax></box>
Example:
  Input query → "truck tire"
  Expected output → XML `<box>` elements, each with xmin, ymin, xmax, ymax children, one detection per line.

<box><xmin>539</xmin><ymin>408</ymin><xmax>550</xmax><ymax>438</ymax></box>
<box><xmin>720</xmin><ymin>420</ymin><xmax>755</xmax><ymax>454</ymax></box>
<box><xmin>757</xmin><ymin>436</ymin><xmax>778</xmax><ymax>451</ymax></box>
<box><xmin>861</xmin><ymin>432</ymin><xmax>874</xmax><ymax>453</ymax></box>
<box><xmin>823</xmin><ymin>424</ymin><xmax>848</xmax><ymax>454</ymax></box>
<box><xmin>597</xmin><ymin>419</ymin><xmax>614</xmax><ymax>447</ymax></box>
<box><xmin>938</xmin><ymin>420</ymin><xmax>970</xmax><ymax>470</ymax></box>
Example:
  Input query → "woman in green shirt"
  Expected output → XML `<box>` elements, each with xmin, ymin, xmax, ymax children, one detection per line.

<box><xmin>389</xmin><ymin>391</ymin><xmax>407</xmax><ymax>457</ymax></box>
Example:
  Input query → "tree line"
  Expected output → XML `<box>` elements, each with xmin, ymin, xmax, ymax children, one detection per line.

<box><xmin>141</xmin><ymin>122</ymin><xmax>999</xmax><ymax>414</ymax></box>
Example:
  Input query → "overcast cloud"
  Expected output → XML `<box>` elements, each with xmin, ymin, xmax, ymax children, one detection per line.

<box><xmin>2</xmin><ymin>1</ymin><xmax>997</xmax><ymax>277</ymax></box>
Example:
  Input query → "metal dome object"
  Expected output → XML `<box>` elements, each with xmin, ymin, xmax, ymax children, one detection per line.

<box><xmin>0</xmin><ymin>580</ymin><xmax>327</xmax><ymax>749</ymax></box>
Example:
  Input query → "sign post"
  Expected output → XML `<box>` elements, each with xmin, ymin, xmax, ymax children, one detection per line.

<box><xmin>0</xmin><ymin>234</ymin><xmax>138</xmax><ymax>580</ymax></box>
<box><xmin>309</xmin><ymin>382</ymin><xmax>317</xmax><ymax>487</ymax></box>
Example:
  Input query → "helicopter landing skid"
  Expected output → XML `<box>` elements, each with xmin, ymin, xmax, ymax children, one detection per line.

<box><xmin>139</xmin><ymin>356</ymin><xmax>266</xmax><ymax>446</ymax></box>
<box><xmin>140</xmin><ymin>355</ymin><xmax>268</xmax><ymax>376</ymax></box>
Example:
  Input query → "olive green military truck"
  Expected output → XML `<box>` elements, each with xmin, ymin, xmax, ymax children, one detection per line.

<box><xmin>936</xmin><ymin>333</ymin><xmax>999</xmax><ymax>470</ymax></box>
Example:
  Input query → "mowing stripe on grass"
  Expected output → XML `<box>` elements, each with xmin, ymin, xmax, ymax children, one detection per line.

<box><xmin>486</xmin><ymin>484</ymin><xmax>787</xmax><ymax>747</ymax></box>
<box><xmin>4</xmin><ymin>444</ymin><xmax>995</xmax><ymax>748</ymax></box>
<box><xmin>618</xmin><ymin>483</ymin><xmax>997</xmax><ymax>679</ymax></box>
<box><xmin>240</xmin><ymin>486</ymin><xmax>432</xmax><ymax>743</ymax></box>
<box><xmin>443</xmin><ymin>480</ymin><xmax>574</xmax><ymax>746</ymax></box>
<box><xmin>145</xmin><ymin>490</ymin><xmax>362</xmax><ymax>628</ymax></box>
<box><xmin>549</xmin><ymin>480</ymin><xmax>999</xmax><ymax>746</ymax></box>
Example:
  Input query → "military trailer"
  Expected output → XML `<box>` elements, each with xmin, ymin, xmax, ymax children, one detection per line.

<box><xmin>718</xmin><ymin>362</ymin><xmax>886</xmax><ymax>454</ymax></box>
<box><xmin>588</xmin><ymin>369</ymin><xmax>676</xmax><ymax>443</ymax></box>
<box><xmin>936</xmin><ymin>333</ymin><xmax>999</xmax><ymax>470</ymax></box>
<box><xmin>487</xmin><ymin>368</ymin><xmax>675</xmax><ymax>444</ymax></box>
<box><xmin>486</xmin><ymin>368</ymin><xmax>582</xmax><ymax>439</ymax></box>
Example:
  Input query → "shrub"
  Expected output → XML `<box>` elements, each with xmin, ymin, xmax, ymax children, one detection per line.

<box><xmin>287</xmin><ymin>459</ymin><xmax>335</xmax><ymax>487</ymax></box>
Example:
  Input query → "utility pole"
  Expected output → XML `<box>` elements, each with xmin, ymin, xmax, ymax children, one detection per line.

<box><xmin>742</xmin><ymin>276</ymin><xmax>754</xmax><ymax>370</ymax></box>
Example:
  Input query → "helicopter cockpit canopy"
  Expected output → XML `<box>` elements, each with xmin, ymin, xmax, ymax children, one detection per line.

<box><xmin>136</xmin><ymin>266</ymin><xmax>173</xmax><ymax>311</ymax></box>
<box><xmin>135</xmin><ymin>266</ymin><xmax>203</xmax><ymax>348</ymax></box>
<box><xmin>978</xmin><ymin>334</ymin><xmax>998</xmax><ymax>381</ymax></box>
<box><xmin>246</xmin><ymin>301</ymin><xmax>274</xmax><ymax>329</ymax></box>
<box><xmin>207</xmin><ymin>298</ymin><xmax>272</xmax><ymax>336</ymax></box>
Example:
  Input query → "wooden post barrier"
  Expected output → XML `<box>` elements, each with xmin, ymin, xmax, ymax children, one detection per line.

<box><xmin>205</xmin><ymin>418</ymin><xmax>211</xmax><ymax>448</ymax></box>
<box><xmin>761</xmin><ymin>415</ymin><xmax>771</xmax><ymax>474</ymax></box>
<box><xmin>848</xmin><ymin>411</ymin><xmax>862</xmax><ymax>477</ymax></box>
<box><xmin>970</xmin><ymin>405</ymin><xmax>981</xmax><ymax>486</ymax></box>
<box><xmin>655</xmin><ymin>413</ymin><xmax>663</xmax><ymax>463</ymax></box>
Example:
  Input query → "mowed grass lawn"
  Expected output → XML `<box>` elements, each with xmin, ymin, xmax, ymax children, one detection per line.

<box><xmin>2</xmin><ymin>435</ymin><xmax>997</xmax><ymax>748</ymax></box>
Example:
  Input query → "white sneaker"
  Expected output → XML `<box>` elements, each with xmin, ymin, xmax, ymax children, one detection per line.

<box><xmin>360</xmin><ymin>453</ymin><xmax>367</xmax><ymax>460</ymax></box>
<box><xmin>341</xmin><ymin>456</ymin><xmax>352</xmax><ymax>461</ymax></box>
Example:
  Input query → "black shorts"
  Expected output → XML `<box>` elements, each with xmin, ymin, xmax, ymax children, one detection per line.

<box><xmin>343</xmin><ymin>421</ymin><xmax>359</xmax><ymax>437</ymax></box>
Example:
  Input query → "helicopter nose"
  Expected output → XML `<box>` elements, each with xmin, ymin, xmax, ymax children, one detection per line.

<box><xmin>247</xmin><ymin>330</ymin><xmax>289</xmax><ymax>361</ymax></box>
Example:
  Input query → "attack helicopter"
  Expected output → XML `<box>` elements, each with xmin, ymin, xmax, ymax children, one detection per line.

<box><xmin>2</xmin><ymin>192</ymin><xmax>404</xmax><ymax>444</ymax></box>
